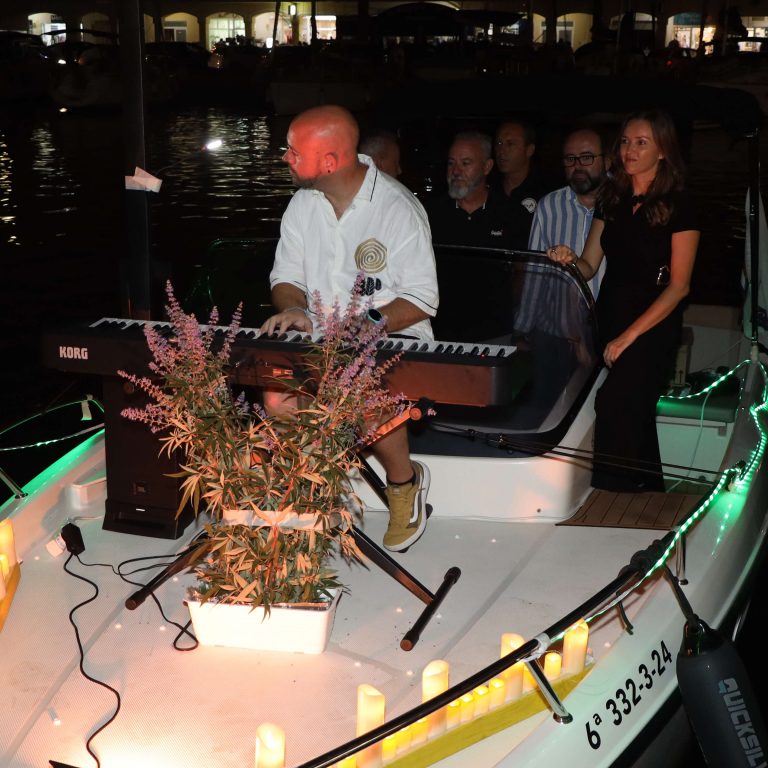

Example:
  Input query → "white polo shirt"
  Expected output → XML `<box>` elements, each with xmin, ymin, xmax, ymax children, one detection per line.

<box><xmin>270</xmin><ymin>155</ymin><xmax>438</xmax><ymax>340</ymax></box>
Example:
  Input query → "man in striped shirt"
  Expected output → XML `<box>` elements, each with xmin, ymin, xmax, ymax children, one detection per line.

<box><xmin>528</xmin><ymin>128</ymin><xmax>607</xmax><ymax>297</ymax></box>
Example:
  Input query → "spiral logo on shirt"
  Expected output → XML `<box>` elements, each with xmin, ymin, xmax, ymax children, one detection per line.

<box><xmin>354</xmin><ymin>238</ymin><xmax>387</xmax><ymax>273</ymax></box>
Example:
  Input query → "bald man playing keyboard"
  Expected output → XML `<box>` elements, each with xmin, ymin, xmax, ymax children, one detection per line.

<box><xmin>261</xmin><ymin>105</ymin><xmax>439</xmax><ymax>553</ymax></box>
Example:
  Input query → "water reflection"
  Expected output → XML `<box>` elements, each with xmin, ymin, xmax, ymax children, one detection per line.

<box><xmin>0</xmin><ymin>130</ymin><xmax>16</xmax><ymax>245</ymax></box>
<box><xmin>32</xmin><ymin>123</ymin><xmax>80</xmax><ymax>224</ymax></box>
<box><xmin>148</xmin><ymin>110</ymin><xmax>294</xmax><ymax>253</ymax></box>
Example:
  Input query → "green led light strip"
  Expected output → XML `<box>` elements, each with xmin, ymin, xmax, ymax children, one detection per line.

<box><xmin>659</xmin><ymin>359</ymin><xmax>750</xmax><ymax>402</ymax></box>
<box><xmin>0</xmin><ymin>424</ymin><xmax>105</xmax><ymax>453</ymax></box>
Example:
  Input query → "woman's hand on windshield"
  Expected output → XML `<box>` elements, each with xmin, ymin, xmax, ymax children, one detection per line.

<box><xmin>546</xmin><ymin>245</ymin><xmax>577</xmax><ymax>265</ymax></box>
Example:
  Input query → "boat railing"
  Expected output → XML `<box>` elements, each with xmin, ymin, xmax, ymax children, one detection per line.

<box><xmin>296</xmin><ymin>524</ymin><xmax>711</xmax><ymax>768</ymax></box>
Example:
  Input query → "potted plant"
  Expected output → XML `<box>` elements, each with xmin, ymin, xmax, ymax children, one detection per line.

<box><xmin>119</xmin><ymin>280</ymin><xmax>405</xmax><ymax>653</ymax></box>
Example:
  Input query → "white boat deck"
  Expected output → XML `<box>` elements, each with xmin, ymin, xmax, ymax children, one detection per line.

<box><xmin>0</xmin><ymin>434</ymin><xmax>663</xmax><ymax>768</ymax></box>
<box><xmin>2</xmin><ymin>337</ymin><xmax>765</xmax><ymax>768</ymax></box>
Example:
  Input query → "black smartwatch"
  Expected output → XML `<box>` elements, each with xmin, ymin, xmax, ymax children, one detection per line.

<box><xmin>367</xmin><ymin>308</ymin><xmax>385</xmax><ymax>326</ymax></box>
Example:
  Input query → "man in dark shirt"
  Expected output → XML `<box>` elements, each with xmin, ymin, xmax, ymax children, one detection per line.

<box><xmin>493</xmin><ymin>119</ymin><xmax>549</xmax><ymax>249</ymax></box>
<box><xmin>426</xmin><ymin>131</ymin><xmax>512</xmax><ymax>249</ymax></box>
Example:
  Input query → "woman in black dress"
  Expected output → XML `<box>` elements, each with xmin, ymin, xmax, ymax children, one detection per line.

<box><xmin>547</xmin><ymin>110</ymin><xmax>700</xmax><ymax>491</ymax></box>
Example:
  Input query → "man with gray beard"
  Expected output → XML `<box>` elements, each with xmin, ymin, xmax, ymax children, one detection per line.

<box><xmin>528</xmin><ymin>127</ymin><xmax>608</xmax><ymax>296</ymax></box>
<box><xmin>426</xmin><ymin>131</ymin><xmax>514</xmax><ymax>249</ymax></box>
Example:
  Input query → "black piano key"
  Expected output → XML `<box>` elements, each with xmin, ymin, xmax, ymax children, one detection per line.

<box><xmin>419</xmin><ymin>343</ymin><xmax>429</xmax><ymax>352</ymax></box>
<box><xmin>444</xmin><ymin>345</ymin><xmax>455</xmax><ymax>353</ymax></box>
<box><xmin>393</xmin><ymin>341</ymin><xmax>404</xmax><ymax>350</ymax></box>
<box><xmin>470</xmin><ymin>346</ymin><xmax>480</xmax><ymax>355</ymax></box>
<box><xmin>434</xmin><ymin>344</ymin><xmax>445</xmax><ymax>353</ymax></box>
<box><xmin>481</xmin><ymin>347</ymin><xmax>491</xmax><ymax>356</ymax></box>
<box><xmin>455</xmin><ymin>345</ymin><xmax>464</xmax><ymax>354</ymax></box>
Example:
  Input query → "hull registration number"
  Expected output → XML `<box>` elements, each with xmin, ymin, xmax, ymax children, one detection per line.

<box><xmin>585</xmin><ymin>639</ymin><xmax>673</xmax><ymax>750</ymax></box>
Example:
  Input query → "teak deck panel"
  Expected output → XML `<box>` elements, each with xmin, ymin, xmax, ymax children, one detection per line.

<box><xmin>560</xmin><ymin>490</ymin><xmax>703</xmax><ymax>530</ymax></box>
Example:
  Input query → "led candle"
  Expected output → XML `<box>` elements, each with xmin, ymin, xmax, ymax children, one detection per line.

<box><xmin>500</xmin><ymin>633</ymin><xmax>525</xmax><ymax>700</ymax></box>
<box><xmin>522</xmin><ymin>663</ymin><xmax>536</xmax><ymax>693</ymax></box>
<box><xmin>382</xmin><ymin>734</ymin><xmax>398</xmax><ymax>762</ymax></box>
<box><xmin>446</xmin><ymin>699</ymin><xmax>462</xmax><ymax>729</ymax></box>
<box><xmin>0</xmin><ymin>554</ymin><xmax>9</xmax><ymax>583</ymax></box>
<box><xmin>473</xmin><ymin>685</ymin><xmax>490</xmax><ymax>716</ymax></box>
<box><xmin>459</xmin><ymin>692</ymin><xmax>475</xmax><ymax>723</ymax></box>
<box><xmin>422</xmin><ymin>659</ymin><xmax>450</xmax><ymax>737</ymax></box>
<box><xmin>544</xmin><ymin>652</ymin><xmax>562</xmax><ymax>680</ymax></box>
<box><xmin>395</xmin><ymin>725</ymin><xmax>411</xmax><ymax>755</ymax></box>
<box><xmin>411</xmin><ymin>718</ymin><xmax>429</xmax><ymax>747</ymax></box>
<box><xmin>357</xmin><ymin>684</ymin><xmax>386</xmax><ymax>768</ymax></box>
<box><xmin>488</xmin><ymin>678</ymin><xmax>505</xmax><ymax>709</ymax></box>
<box><xmin>254</xmin><ymin>722</ymin><xmax>285</xmax><ymax>768</ymax></box>
<box><xmin>562</xmin><ymin>621</ymin><xmax>590</xmax><ymax>675</ymax></box>
<box><xmin>0</xmin><ymin>521</ymin><xmax>17</xmax><ymax>570</ymax></box>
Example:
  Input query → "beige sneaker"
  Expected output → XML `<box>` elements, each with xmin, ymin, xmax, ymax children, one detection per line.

<box><xmin>383</xmin><ymin>461</ymin><xmax>430</xmax><ymax>552</ymax></box>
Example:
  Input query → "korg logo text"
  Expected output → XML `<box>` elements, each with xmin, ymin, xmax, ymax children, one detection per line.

<box><xmin>59</xmin><ymin>345</ymin><xmax>88</xmax><ymax>361</ymax></box>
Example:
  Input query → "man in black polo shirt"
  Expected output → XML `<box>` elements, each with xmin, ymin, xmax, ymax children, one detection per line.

<box><xmin>493</xmin><ymin>119</ymin><xmax>549</xmax><ymax>249</ymax></box>
<box><xmin>426</xmin><ymin>131</ymin><xmax>512</xmax><ymax>249</ymax></box>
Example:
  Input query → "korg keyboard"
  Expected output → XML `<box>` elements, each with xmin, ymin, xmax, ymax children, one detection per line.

<box><xmin>42</xmin><ymin>317</ymin><xmax>523</xmax><ymax>407</ymax></box>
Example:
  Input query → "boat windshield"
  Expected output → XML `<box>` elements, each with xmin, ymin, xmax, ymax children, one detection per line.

<box><xmin>412</xmin><ymin>245</ymin><xmax>599</xmax><ymax>457</ymax></box>
<box><xmin>201</xmin><ymin>238</ymin><xmax>599</xmax><ymax>455</ymax></box>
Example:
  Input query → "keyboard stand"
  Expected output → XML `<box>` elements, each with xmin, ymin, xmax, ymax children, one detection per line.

<box><xmin>353</xmin><ymin>405</ymin><xmax>461</xmax><ymax>651</ymax></box>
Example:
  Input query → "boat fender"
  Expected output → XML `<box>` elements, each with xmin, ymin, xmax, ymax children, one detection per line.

<box><xmin>677</xmin><ymin>615</ymin><xmax>767</xmax><ymax>767</ymax></box>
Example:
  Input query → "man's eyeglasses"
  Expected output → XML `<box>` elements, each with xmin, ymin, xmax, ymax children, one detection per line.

<box><xmin>562</xmin><ymin>153</ymin><xmax>603</xmax><ymax>167</ymax></box>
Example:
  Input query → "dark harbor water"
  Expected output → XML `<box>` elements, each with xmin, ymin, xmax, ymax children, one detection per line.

<box><xmin>0</xmin><ymin>100</ymin><xmax>766</xmax><ymax>766</ymax></box>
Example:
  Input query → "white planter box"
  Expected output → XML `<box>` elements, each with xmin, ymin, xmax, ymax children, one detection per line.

<box><xmin>186</xmin><ymin>591</ymin><xmax>339</xmax><ymax>654</ymax></box>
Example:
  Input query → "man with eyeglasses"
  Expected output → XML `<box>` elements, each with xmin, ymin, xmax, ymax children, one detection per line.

<box><xmin>492</xmin><ymin>119</ymin><xmax>549</xmax><ymax>250</ymax></box>
<box><xmin>529</xmin><ymin>127</ymin><xmax>608</xmax><ymax>296</ymax></box>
